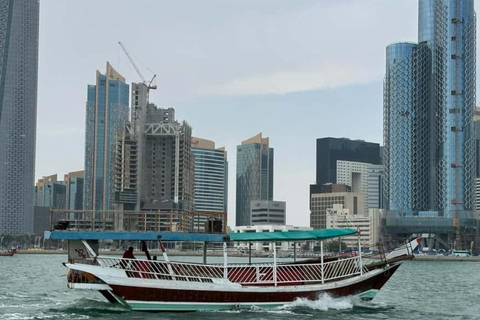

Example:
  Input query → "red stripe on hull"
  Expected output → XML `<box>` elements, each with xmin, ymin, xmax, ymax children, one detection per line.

<box><xmin>109</xmin><ymin>264</ymin><xmax>400</xmax><ymax>303</ymax></box>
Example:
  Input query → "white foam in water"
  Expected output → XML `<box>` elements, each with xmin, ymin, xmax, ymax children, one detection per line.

<box><xmin>288</xmin><ymin>293</ymin><xmax>354</xmax><ymax>311</ymax></box>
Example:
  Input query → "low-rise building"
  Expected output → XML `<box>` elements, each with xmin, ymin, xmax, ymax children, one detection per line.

<box><xmin>230</xmin><ymin>225</ymin><xmax>312</xmax><ymax>252</ymax></box>
<box><xmin>250</xmin><ymin>200</ymin><xmax>286</xmax><ymax>225</ymax></box>
<box><xmin>325</xmin><ymin>204</ymin><xmax>382</xmax><ymax>250</ymax></box>
<box><xmin>310</xmin><ymin>188</ymin><xmax>364</xmax><ymax>229</ymax></box>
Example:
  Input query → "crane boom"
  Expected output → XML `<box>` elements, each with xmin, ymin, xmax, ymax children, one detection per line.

<box><xmin>118</xmin><ymin>41</ymin><xmax>157</xmax><ymax>92</ymax></box>
<box><xmin>118</xmin><ymin>41</ymin><xmax>146</xmax><ymax>83</ymax></box>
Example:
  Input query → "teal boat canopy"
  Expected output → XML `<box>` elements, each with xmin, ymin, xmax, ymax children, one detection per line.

<box><xmin>44</xmin><ymin>231</ymin><xmax>228</xmax><ymax>242</ymax></box>
<box><xmin>228</xmin><ymin>228</ymin><xmax>357</xmax><ymax>242</ymax></box>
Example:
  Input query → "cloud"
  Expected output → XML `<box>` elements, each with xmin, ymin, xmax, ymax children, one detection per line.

<box><xmin>197</xmin><ymin>62</ymin><xmax>382</xmax><ymax>96</ymax></box>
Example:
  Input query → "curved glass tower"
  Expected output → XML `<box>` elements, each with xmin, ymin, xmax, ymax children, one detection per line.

<box><xmin>384</xmin><ymin>0</ymin><xmax>477</xmax><ymax>244</ymax></box>
<box><xmin>384</xmin><ymin>43</ymin><xmax>430</xmax><ymax>214</ymax></box>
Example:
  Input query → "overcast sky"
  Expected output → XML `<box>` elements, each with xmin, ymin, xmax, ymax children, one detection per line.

<box><xmin>35</xmin><ymin>0</ymin><xmax>480</xmax><ymax>227</ymax></box>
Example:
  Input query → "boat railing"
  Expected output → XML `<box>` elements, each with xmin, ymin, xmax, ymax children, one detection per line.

<box><xmin>95</xmin><ymin>257</ymin><xmax>224</xmax><ymax>282</ymax></box>
<box><xmin>90</xmin><ymin>256</ymin><xmax>368</xmax><ymax>285</ymax></box>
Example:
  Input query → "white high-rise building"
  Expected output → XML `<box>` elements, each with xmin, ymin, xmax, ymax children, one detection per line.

<box><xmin>336</xmin><ymin>161</ymin><xmax>384</xmax><ymax>213</ymax></box>
<box><xmin>336</xmin><ymin>161</ymin><xmax>369</xmax><ymax>214</ymax></box>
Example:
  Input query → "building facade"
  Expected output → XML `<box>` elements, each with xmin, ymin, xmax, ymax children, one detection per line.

<box><xmin>230</xmin><ymin>225</ymin><xmax>312</xmax><ymax>252</ymax></box>
<box><xmin>236</xmin><ymin>133</ymin><xmax>274</xmax><ymax>226</ymax></box>
<box><xmin>140</xmin><ymin>106</ymin><xmax>195</xmax><ymax>212</ymax></box>
<box><xmin>325</xmin><ymin>204</ymin><xmax>382</xmax><ymax>250</ymax></box>
<box><xmin>84</xmin><ymin>62</ymin><xmax>129</xmax><ymax>211</ymax></box>
<box><xmin>315</xmin><ymin>138</ymin><xmax>381</xmax><ymax>186</ymax></box>
<box><xmin>336</xmin><ymin>160</ymin><xmax>370</xmax><ymax>214</ymax></box>
<box><xmin>114</xmin><ymin>130</ymin><xmax>138</xmax><ymax>210</ymax></box>
<box><xmin>384</xmin><ymin>42</ymin><xmax>431</xmax><ymax>214</ymax></box>
<box><xmin>191</xmin><ymin>137</ymin><xmax>228</xmax><ymax>212</ymax></box>
<box><xmin>310</xmin><ymin>191</ymin><xmax>365</xmax><ymax>229</ymax></box>
<box><xmin>474</xmin><ymin>107</ymin><xmax>480</xmax><ymax>212</ymax></box>
<box><xmin>367</xmin><ymin>164</ymin><xmax>384</xmax><ymax>210</ymax></box>
<box><xmin>0</xmin><ymin>0</ymin><xmax>39</xmax><ymax>235</ymax></box>
<box><xmin>64</xmin><ymin>171</ymin><xmax>84</xmax><ymax>211</ymax></box>
<box><xmin>35</xmin><ymin>174</ymin><xmax>67</xmax><ymax>209</ymax></box>
<box><xmin>250</xmin><ymin>200</ymin><xmax>286</xmax><ymax>225</ymax></box>
<box><xmin>384</xmin><ymin>0</ymin><xmax>477</xmax><ymax>247</ymax></box>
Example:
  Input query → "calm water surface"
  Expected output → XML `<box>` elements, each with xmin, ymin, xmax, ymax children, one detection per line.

<box><xmin>1</xmin><ymin>254</ymin><xmax>480</xmax><ymax>319</ymax></box>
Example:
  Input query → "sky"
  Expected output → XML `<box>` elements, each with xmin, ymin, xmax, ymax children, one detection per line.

<box><xmin>35</xmin><ymin>0</ymin><xmax>480</xmax><ymax>227</ymax></box>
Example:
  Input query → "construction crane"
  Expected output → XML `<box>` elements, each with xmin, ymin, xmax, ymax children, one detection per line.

<box><xmin>118</xmin><ymin>41</ymin><xmax>157</xmax><ymax>92</ymax></box>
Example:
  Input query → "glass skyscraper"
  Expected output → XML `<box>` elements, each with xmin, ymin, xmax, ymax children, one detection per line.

<box><xmin>384</xmin><ymin>0</ymin><xmax>477</xmax><ymax>243</ymax></box>
<box><xmin>0</xmin><ymin>0</ymin><xmax>39</xmax><ymax>235</ymax></box>
<box><xmin>236</xmin><ymin>133</ymin><xmax>273</xmax><ymax>226</ymax></box>
<box><xmin>192</xmin><ymin>137</ymin><xmax>228</xmax><ymax>213</ymax></box>
<box><xmin>84</xmin><ymin>62</ymin><xmax>129</xmax><ymax>211</ymax></box>
<box><xmin>384</xmin><ymin>42</ymin><xmax>431</xmax><ymax>214</ymax></box>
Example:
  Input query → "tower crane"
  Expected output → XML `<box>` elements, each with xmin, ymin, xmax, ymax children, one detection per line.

<box><xmin>118</xmin><ymin>41</ymin><xmax>157</xmax><ymax>92</ymax></box>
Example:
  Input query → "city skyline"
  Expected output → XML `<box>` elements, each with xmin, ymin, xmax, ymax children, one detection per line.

<box><xmin>34</xmin><ymin>1</ymin><xmax>480</xmax><ymax>227</ymax></box>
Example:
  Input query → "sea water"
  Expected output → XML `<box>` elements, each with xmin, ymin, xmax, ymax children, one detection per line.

<box><xmin>1</xmin><ymin>254</ymin><xmax>480</xmax><ymax>319</ymax></box>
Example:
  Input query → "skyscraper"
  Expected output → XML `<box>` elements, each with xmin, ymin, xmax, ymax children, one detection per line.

<box><xmin>0</xmin><ymin>0</ymin><xmax>39</xmax><ymax>235</ymax></box>
<box><xmin>315</xmin><ymin>138</ymin><xmax>381</xmax><ymax>186</ymax></box>
<box><xmin>84</xmin><ymin>62</ymin><xmax>129</xmax><ymax>211</ymax></box>
<box><xmin>384</xmin><ymin>0</ymin><xmax>477</xmax><ymax>245</ymax></box>
<box><xmin>140</xmin><ymin>106</ymin><xmax>194</xmax><ymax>211</ymax></box>
<box><xmin>236</xmin><ymin>133</ymin><xmax>274</xmax><ymax>226</ymax></box>
<box><xmin>383</xmin><ymin>42</ymin><xmax>431</xmax><ymax>214</ymax></box>
<box><xmin>474</xmin><ymin>107</ymin><xmax>480</xmax><ymax>212</ymax></box>
<box><xmin>191</xmin><ymin>137</ymin><xmax>228</xmax><ymax>213</ymax></box>
<box><xmin>309</xmin><ymin>138</ymin><xmax>381</xmax><ymax>228</ymax></box>
<box><xmin>34</xmin><ymin>174</ymin><xmax>67</xmax><ymax>209</ymax></box>
<box><xmin>64</xmin><ymin>170</ymin><xmax>84</xmax><ymax>211</ymax></box>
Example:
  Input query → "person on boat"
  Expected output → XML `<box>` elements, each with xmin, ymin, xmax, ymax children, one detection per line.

<box><xmin>121</xmin><ymin>247</ymin><xmax>136</xmax><ymax>269</ymax></box>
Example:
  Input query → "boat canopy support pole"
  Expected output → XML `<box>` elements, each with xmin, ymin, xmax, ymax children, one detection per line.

<box><xmin>223</xmin><ymin>242</ymin><xmax>228</xmax><ymax>279</ymax></box>
<box><xmin>248</xmin><ymin>242</ymin><xmax>252</xmax><ymax>265</ymax></box>
<box><xmin>203</xmin><ymin>241</ymin><xmax>207</xmax><ymax>265</ymax></box>
<box><xmin>358</xmin><ymin>230</ymin><xmax>363</xmax><ymax>275</ymax></box>
<box><xmin>294</xmin><ymin>242</ymin><xmax>297</xmax><ymax>262</ymax></box>
<box><xmin>159</xmin><ymin>241</ymin><xmax>176</xmax><ymax>281</ymax></box>
<box><xmin>320</xmin><ymin>240</ymin><xmax>324</xmax><ymax>284</ymax></box>
<box><xmin>273</xmin><ymin>241</ymin><xmax>277</xmax><ymax>286</ymax></box>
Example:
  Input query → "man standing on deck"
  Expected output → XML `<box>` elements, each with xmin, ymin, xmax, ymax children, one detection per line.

<box><xmin>122</xmin><ymin>247</ymin><xmax>136</xmax><ymax>259</ymax></box>
<box><xmin>121</xmin><ymin>247</ymin><xmax>136</xmax><ymax>270</ymax></box>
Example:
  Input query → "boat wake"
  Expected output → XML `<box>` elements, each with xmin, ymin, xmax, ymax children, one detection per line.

<box><xmin>207</xmin><ymin>294</ymin><xmax>376</xmax><ymax>316</ymax></box>
<box><xmin>288</xmin><ymin>294</ymin><xmax>354</xmax><ymax>311</ymax></box>
<box><xmin>48</xmin><ymin>298</ymin><xmax>129</xmax><ymax>316</ymax></box>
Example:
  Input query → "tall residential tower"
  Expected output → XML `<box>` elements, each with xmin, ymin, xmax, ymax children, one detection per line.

<box><xmin>84</xmin><ymin>62</ymin><xmax>129</xmax><ymax>211</ymax></box>
<box><xmin>236</xmin><ymin>133</ymin><xmax>274</xmax><ymax>226</ymax></box>
<box><xmin>0</xmin><ymin>0</ymin><xmax>39</xmax><ymax>235</ymax></box>
<box><xmin>192</xmin><ymin>137</ymin><xmax>228</xmax><ymax>213</ymax></box>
